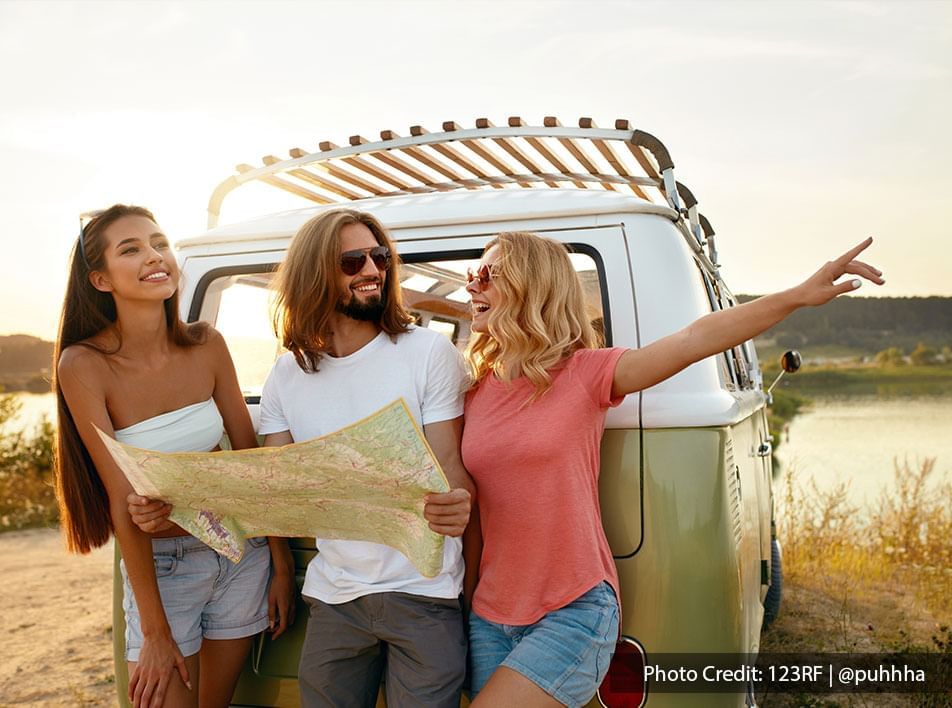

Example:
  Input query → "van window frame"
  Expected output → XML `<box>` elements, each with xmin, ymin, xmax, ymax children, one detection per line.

<box><xmin>186</xmin><ymin>242</ymin><xmax>613</xmax><ymax>403</ymax></box>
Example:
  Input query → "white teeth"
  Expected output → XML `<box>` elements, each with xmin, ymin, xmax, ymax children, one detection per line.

<box><xmin>142</xmin><ymin>272</ymin><xmax>168</xmax><ymax>281</ymax></box>
<box><xmin>354</xmin><ymin>284</ymin><xmax>378</xmax><ymax>292</ymax></box>
<box><xmin>474</xmin><ymin>303</ymin><xmax>490</xmax><ymax>313</ymax></box>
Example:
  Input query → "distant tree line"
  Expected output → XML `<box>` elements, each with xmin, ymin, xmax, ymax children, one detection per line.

<box><xmin>0</xmin><ymin>335</ymin><xmax>53</xmax><ymax>392</ymax></box>
<box><xmin>739</xmin><ymin>295</ymin><xmax>952</xmax><ymax>354</ymax></box>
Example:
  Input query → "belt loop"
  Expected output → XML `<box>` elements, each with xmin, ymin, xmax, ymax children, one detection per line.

<box><xmin>176</xmin><ymin>537</ymin><xmax>184</xmax><ymax>560</ymax></box>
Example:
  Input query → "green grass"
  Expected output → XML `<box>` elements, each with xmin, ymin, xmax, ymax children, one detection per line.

<box><xmin>765</xmin><ymin>363</ymin><xmax>952</xmax><ymax>397</ymax></box>
<box><xmin>0</xmin><ymin>392</ymin><xmax>57</xmax><ymax>532</ymax></box>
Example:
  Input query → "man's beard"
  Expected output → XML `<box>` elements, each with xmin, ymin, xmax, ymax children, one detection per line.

<box><xmin>336</xmin><ymin>291</ymin><xmax>386</xmax><ymax>322</ymax></box>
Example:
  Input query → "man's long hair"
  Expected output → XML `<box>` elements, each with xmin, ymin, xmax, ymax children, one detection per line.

<box><xmin>273</xmin><ymin>208</ymin><xmax>413</xmax><ymax>372</ymax></box>
<box><xmin>465</xmin><ymin>231</ymin><xmax>597</xmax><ymax>399</ymax></box>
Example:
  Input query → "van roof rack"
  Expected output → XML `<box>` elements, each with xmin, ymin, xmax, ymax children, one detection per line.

<box><xmin>208</xmin><ymin>116</ymin><xmax>721</xmax><ymax>274</ymax></box>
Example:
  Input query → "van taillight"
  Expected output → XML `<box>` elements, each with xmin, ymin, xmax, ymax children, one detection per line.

<box><xmin>597</xmin><ymin>637</ymin><xmax>647</xmax><ymax>708</ymax></box>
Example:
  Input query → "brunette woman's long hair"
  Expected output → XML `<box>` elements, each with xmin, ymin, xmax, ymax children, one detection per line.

<box><xmin>273</xmin><ymin>208</ymin><xmax>413</xmax><ymax>373</ymax></box>
<box><xmin>52</xmin><ymin>204</ymin><xmax>207</xmax><ymax>553</ymax></box>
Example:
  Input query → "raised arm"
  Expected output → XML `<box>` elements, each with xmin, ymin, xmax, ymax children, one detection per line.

<box><xmin>423</xmin><ymin>416</ymin><xmax>474</xmax><ymax>537</ymax></box>
<box><xmin>612</xmin><ymin>238</ymin><xmax>884</xmax><ymax>397</ymax></box>
<box><xmin>58</xmin><ymin>348</ymin><xmax>190</xmax><ymax>707</ymax></box>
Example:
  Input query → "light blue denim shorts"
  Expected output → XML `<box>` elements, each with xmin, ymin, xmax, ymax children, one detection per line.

<box><xmin>468</xmin><ymin>581</ymin><xmax>619</xmax><ymax>707</ymax></box>
<box><xmin>120</xmin><ymin>535</ymin><xmax>271</xmax><ymax>661</ymax></box>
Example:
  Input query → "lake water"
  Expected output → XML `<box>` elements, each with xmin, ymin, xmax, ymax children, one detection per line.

<box><xmin>774</xmin><ymin>395</ymin><xmax>952</xmax><ymax>510</ymax></box>
<box><xmin>3</xmin><ymin>391</ymin><xmax>56</xmax><ymax>434</ymax></box>
<box><xmin>6</xmin><ymin>391</ymin><xmax>950</xmax><ymax>511</ymax></box>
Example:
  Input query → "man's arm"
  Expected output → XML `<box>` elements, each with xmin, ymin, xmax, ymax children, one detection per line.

<box><xmin>422</xmin><ymin>416</ymin><xmax>473</xmax><ymax>537</ymax></box>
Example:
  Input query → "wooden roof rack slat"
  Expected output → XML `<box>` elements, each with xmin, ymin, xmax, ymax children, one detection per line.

<box><xmin>262</xmin><ymin>155</ymin><xmax>364</xmax><ymax>201</ymax></box>
<box><xmin>578</xmin><ymin>118</ymin><xmax>649</xmax><ymax>200</ymax></box>
<box><xmin>479</xmin><ymin>118</ymin><xmax>559</xmax><ymax>189</ymax></box>
<box><xmin>411</xmin><ymin>125</ymin><xmax>503</xmax><ymax>189</ymax></box>
<box><xmin>235</xmin><ymin>164</ymin><xmax>334</xmax><ymax>204</ymax></box>
<box><xmin>290</xmin><ymin>146</ymin><xmax>389</xmax><ymax>196</ymax></box>
<box><xmin>509</xmin><ymin>116</ymin><xmax>586</xmax><ymax>189</ymax></box>
<box><xmin>445</xmin><ymin>120</ymin><xmax>533</xmax><ymax>188</ymax></box>
<box><xmin>349</xmin><ymin>134</ymin><xmax>454</xmax><ymax>192</ymax></box>
<box><xmin>316</xmin><ymin>140</ymin><xmax>417</xmax><ymax>193</ymax></box>
<box><xmin>380</xmin><ymin>129</ymin><xmax>475</xmax><ymax>189</ymax></box>
<box><xmin>543</xmin><ymin>116</ymin><xmax>616</xmax><ymax>192</ymax></box>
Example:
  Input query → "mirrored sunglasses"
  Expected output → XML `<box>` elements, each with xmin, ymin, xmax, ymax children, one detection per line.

<box><xmin>340</xmin><ymin>246</ymin><xmax>391</xmax><ymax>276</ymax></box>
<box><xmin>466</xmin><ymin>264</ymin><xmax>497</xmax><ymax>288</ymax></box>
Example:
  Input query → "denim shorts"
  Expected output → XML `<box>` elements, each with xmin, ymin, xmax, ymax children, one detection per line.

<box><xmin>468</xmin><ymin>581</ymin><xmax>619</xmax><ymax>707</ymax></box>
<box><xmin>120</xmin><ymin>535</ymin><xmax>271</xmax><ymax>661</ymax></box>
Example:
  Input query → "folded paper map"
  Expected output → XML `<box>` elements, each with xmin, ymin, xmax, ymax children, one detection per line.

<box><xmin>96</xmin><ymin>399</ymin><xmax>449</xmax><ymax>577</ymax></box>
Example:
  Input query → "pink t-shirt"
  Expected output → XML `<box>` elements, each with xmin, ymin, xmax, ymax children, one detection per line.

<box><xmin>462</xmin><ymin>347</ymin><xmax>627</xmax><ymax>625</ymax></box>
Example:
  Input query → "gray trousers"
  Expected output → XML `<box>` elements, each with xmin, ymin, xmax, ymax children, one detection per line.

<box><xmin>299</xmin><ymin>592</ymin><xmax>466</xmax><ymax>708</ymax></box>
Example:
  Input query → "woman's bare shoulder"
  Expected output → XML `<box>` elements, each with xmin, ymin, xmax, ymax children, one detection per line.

<box><xmin>57</xmin><ymin>338</ymin><xmax>113</xmax><ymax>378</ymax></box>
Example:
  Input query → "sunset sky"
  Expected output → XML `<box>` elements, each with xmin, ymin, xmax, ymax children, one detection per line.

<box><xmin>1</xmin><ymin>0</ymin><xmax>950</xmax><ymax>340</ymax></box>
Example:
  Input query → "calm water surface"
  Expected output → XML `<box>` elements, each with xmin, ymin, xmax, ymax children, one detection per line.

<box><xmin>775</xmin><ymin>395</ymin><xmax>952</xmax><ymax>509</ymax></box>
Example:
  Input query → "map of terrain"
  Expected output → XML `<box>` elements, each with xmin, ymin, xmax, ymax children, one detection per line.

<box><xmin>97</xmin><ymin>399</ymin><xmax>449</xmax><ymax>577</ymax></box>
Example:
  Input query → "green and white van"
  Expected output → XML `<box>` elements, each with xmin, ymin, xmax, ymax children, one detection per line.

<box><xmin>113</xmin><ymin>117</ymin><xmax>782</xmax><ymax>707</ymax></box>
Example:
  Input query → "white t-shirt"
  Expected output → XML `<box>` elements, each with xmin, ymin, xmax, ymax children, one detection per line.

<box><xmin>258</xmin><ymin>325</ymin><xmax>468</xmax><ymax>604</ymax></box>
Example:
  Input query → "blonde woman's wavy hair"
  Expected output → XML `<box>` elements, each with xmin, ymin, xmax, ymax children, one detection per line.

<box><xmin>273</xmin><ymin>208</ymin><xmax>413</xmax><ymax>372</ymax></box>
<box><xmin>466</xmin><ymin>231</ymin><xmax>597</xmax><ymax>399</ymax></box>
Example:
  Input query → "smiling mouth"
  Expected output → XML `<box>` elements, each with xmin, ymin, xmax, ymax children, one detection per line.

<box><xmin>473</xmin><ymin>303</ymin><xmax>490</xmax><ymax>314</ymax></box>
<box><xmin>141</xmin><ymin>272</ymin><xmax>170</xmax><ymax>282</ymax></box>
<box><xmin>353</xmin><ymin>281</ymin><xmax>380</xmax><ymax>293</ymax></box>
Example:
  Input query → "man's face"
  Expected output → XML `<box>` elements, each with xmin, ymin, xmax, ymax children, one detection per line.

<box><xmin>336</xmin><ymin>222</ymin><xmax>387</xmax><ymax>321</ymax></box>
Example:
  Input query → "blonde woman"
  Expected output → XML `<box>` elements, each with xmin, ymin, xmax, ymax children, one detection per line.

<box><xmin>461</xmin><ymin>231</ymin><xmax>883</xmax><ymax>707</ymax></box>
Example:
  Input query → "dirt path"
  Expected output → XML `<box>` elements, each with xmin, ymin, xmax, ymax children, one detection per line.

<box><xmin>0</xmin><ymin>527</ymin><xmax>116</xmax><ymax>707</ymax></box>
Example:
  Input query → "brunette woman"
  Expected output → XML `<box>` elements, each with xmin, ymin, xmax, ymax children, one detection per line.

<box><xmin>53</xmin><ymin>205</ymin><xmax>294</xmax><ymax>708</ymax></box>
<box><xmin>461</xmin><ymin>231</ymin><xmax>883</xmax><ymax>707</ymax></box>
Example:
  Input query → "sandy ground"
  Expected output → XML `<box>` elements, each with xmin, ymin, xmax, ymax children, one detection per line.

<box><xmin>0</xmin><ymin>528</ymin><xmax>117</xmax><ymax>707</ymax></box>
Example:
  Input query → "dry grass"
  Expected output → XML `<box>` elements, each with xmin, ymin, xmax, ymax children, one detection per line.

<box><xmin>759</xmin><ymin>460</ymin><xmax>951</xmax><ymax>706</ymax></box>
<box><xmin>778</xmin><ymin>457</ymin><xmax>951</xmax><ymax>628</ymax></box>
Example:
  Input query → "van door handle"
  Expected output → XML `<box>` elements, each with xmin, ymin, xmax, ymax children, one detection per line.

<box><xmin>757</xmin><ymin>441</ymin><xmax>772</xmax><ymax>457</ymax></box>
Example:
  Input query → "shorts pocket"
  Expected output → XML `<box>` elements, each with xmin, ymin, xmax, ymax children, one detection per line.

<box><xmin>154</xmin><ymin>555</ymin><xmax>177</xmax><ymax>578</ymax></box>
<box><xmin>247</xmin><ymin>536</ymin><xmax>269</xmax><ymax>548</ymax></box>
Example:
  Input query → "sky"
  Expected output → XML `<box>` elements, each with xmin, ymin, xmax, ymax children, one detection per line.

<box><xmin>1</xmin><ymin>0</ymin><xmax>950</xmax><ymax>340</ymax></box>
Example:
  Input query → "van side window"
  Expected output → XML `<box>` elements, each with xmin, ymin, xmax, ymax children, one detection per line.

<box><xmin>695</xmin><ymin>269</ymin><xmax>736</xmax><ymax>390</ymax></box>
<box><xmin>199</xmin><ymin>249</ymin><xmax>606</xmax><ymax>397</ymax></box>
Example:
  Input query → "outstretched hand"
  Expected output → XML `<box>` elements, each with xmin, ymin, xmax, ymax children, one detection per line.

<box><xmin>794</xmin><ymin>237</ymin><xmax>884</xmax><ymax>306</ymax></box>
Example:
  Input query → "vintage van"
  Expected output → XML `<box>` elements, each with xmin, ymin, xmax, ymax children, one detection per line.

<box><xmin>112</xmin><ymin>117</ymin><xmax>783</xmax><ymax>707</ymax></box>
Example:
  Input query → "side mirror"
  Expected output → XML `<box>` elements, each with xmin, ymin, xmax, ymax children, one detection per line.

<box><xmin>780</xmin><ymin>350</ymin><xmax>801</xmax><ymax>374</ymax></box>
<box><xmin>767</xmin><ymin>350</ymin><xmax>801</xmax><ymax>398</ymax></box>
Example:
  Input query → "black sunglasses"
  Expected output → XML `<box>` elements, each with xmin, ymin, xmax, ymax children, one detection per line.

<box><xmin>340</xmin><ymin>246</ymin><xmax>391</xmax><ymax>276</ymax></box>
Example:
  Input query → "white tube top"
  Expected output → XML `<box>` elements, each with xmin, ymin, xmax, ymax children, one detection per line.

<box><xmin>113</xmin><ymin>398</ymin><xmax>224</xmax><ymax>452</ymax></box>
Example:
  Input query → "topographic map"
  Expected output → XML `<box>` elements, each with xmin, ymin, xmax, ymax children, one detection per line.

<box><xmin>96</xmin><ymin>399</ymin><xmax>449</xmax><ymax>578</ymax></box>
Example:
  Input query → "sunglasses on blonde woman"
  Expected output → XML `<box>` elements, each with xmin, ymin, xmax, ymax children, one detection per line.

<box><xmin>340</xmin><ymin>246</ymin><xmax>391</xmax><ymax>276</ymax></box>
<box><xmin>466</xmin><ymin>264</ymin><xmax>497</xmax><ymax>289</ymax></box>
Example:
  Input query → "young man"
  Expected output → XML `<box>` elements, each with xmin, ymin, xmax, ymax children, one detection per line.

<box><xmin>259</xmin><ymin>208</ymin><xmax>474</xmax><ymax>708</ymax></box>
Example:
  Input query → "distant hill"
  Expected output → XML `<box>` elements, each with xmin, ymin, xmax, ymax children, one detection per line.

<box><xmin>739</xmin><ymin>295</ymin><xmax>952</xmax><ymax>358</ymax></box>
<box><xmin>0</xmin><ymin>335</ymin><xmax>53</xmax><ymax>393</ymax></box>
